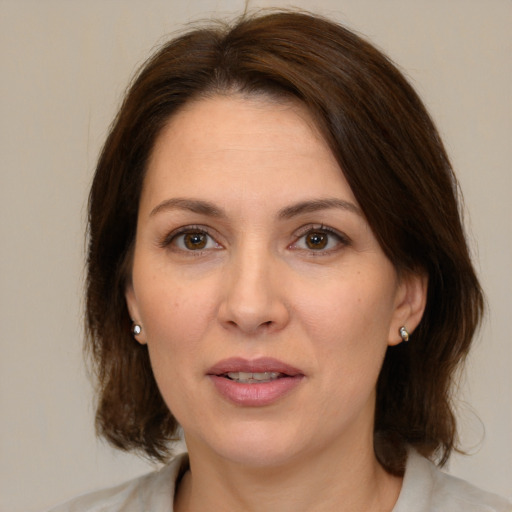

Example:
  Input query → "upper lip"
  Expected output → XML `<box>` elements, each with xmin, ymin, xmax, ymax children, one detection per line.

<box><xmin>207</xmin><ymin>357</ymin><xmax>304</xmax><ymax>377</ymax></box>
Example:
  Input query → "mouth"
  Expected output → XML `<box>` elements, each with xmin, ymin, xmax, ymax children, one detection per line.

<box><xmin>207</xmin><ymin>357</ymin><xmax>303</xmax><ymax>380</ymax></box>
<box><xmin>223</xmin><ymin>371</ymin><xmax>285</xmax><ymax>383</ymax></box>
<box><xmin>207</xmin><ymin>357</ymin><xmax>304</xmax><ymax>406</ymax></box>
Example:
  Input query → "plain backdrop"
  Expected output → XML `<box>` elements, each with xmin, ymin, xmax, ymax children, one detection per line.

<box><xmin>1</xmin><ymin>1</ymin><xmax>510</xmax><ymax>511</ymax></box>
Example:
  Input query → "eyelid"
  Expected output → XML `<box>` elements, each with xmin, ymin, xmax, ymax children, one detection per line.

<box><xmin>289</xmin><ymin>224</ymin><xmax>351</xmax><ymax>252</ymax></box>
<box><xmin>158</xmin><ymin>224</ymin><xmax>223</xmax><ymax>251</ymax></box>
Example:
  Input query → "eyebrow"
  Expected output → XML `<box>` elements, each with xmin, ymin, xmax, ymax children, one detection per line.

<box><xmin>277</xmin><ymin>198</ymin><xmax>362</xmax><ymax>219</ymax></box>
<box><xmin>150</xmin><ymin>198</ymin><xmax>226</xmax><ymax>218</ymax></box>
<box><xmin>149</xmin><ymin>197</ymin><xmax>362</xmax><ymax>219</ymax></box>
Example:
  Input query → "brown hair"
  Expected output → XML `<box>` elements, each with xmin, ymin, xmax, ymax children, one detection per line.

<box><xmin>86</xmin><ymin>11</ymin><xmax>483</xmax><ymax>473</ymax></box>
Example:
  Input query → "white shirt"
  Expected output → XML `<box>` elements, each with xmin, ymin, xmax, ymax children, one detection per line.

<box><xmin>47</xmin><ymin>450</ymin><xmax>511</xmax><ymax>511</ymax></box>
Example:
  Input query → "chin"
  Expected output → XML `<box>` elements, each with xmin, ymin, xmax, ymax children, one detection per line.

<box><xmin>196</xmin><ymin>420</ymin><xmax>315</xmax><ymax>468</ymax></box>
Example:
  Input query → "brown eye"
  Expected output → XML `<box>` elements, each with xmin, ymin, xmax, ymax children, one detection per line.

<box><xmin>305</xmin><ymin>232</ymin><xmax>328</xmax><ymax>250</ymax></box>
<box><xmin>291</xmin><ymin>226</ymin><xmax>349</xmax><ymax>253</ymax></box>
<box><xmin>183</xmin><ymin>232</ymin><xmax>207</xmax><ymax>250</ymax></box>
<box><xmin>167</xmin><ymin>229</ymin><xmax>221</xmax><ymax>252</ymax></box>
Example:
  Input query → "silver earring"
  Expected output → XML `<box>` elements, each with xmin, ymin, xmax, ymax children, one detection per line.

<box><xmin>399</xmin><ymin>326</ymin><xmax>410</xmax><ymax>342</ymax></box>
<box><xmin>132</xmin><ymin>324</ymin><xmax>142</xmax><ymax>336</ymax></box>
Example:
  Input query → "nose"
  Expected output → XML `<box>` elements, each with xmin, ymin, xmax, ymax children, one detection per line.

<box><xmin>218</xmin><ymin>245</ymin><xmax>290</xmax><ymax>335</ymax></box>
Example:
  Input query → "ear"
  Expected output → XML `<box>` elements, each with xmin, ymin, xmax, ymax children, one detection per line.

<box><xmin>125</xmin><ymin>282</ymin><xmax>147</xmax><ymax>345</ymax></box>
<box><xmin>388</xmin><ymin>271</ymin><xmax>428</xmax><ymax>346</ymax></box>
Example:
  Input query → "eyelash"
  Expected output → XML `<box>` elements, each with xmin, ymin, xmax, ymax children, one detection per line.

<box><xmin>290</xmin><ymin>225</ymin><xmax>351</xmax><ymax>254</ymax></box>
<box><xmin>159</xmin><ymin>224</ymin><xmax>350</xmax><ymax>255</ymax></box>
<box><xmin>159</xmin><ymin>225</ymin><xmax>221</xmax><ymax>253</ymax></box>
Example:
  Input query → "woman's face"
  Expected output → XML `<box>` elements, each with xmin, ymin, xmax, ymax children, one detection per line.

<box><xmin>126</xmin><ymin>95</ymin><xmax>425</xmax><ymax>468</ymax></box>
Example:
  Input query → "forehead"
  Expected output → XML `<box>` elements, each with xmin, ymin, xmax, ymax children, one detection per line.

<box><xmin>141</xmin><ymin>94</ymin><xmax>356</xmax><ymax>211</ymax></box>
<box><xmin>151</xmin><ymin>93</ymin><xmax>328</xmax><ymax>160</ymax></box>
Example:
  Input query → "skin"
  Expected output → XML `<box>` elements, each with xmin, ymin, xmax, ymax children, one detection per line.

<box><xmin>126</xmin><ymin>95</ymin><xmax>427</xmax><ymax>512</ymax></box>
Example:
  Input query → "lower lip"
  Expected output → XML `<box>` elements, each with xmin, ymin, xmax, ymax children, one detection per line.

<box><xmin>209</xmin><ymin>375</ymin><xmax>303</xmax><ymax>406</ymax></box>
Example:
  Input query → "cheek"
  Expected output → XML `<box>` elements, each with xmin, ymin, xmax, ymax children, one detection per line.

<box><xmin>136</xmin><ymin>256</ymin><xmax>219</xmax><ymax>335</ymax></box>
<box><xmin>298</xmin><ymin>278</ymin><xmax>394</xmax><ymax>340</ymax></box>
<box><xmin>138</xmin><ymin>281</ymin><xmax>219</xmax><ymax>418</ymax></box>
<box><xmin>293</xmin><ymin>270</ymin><xmax>397</xmax><ymax>375</ymax></box>
<box><xmin>136</xmin><ymin>277</ymin><xmax>218</xmax><ymax>376</ymax></box>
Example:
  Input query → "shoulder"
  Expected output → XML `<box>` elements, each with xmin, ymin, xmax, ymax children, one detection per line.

<box><xmin>45</xmin><ymin>453</ymin><xmax>188</xmax><ymax>512</ymax></box>
<box><xmin>393</xmin><ymin>449</ymin><xmax>511</xmax><ymax>512</ymax></box>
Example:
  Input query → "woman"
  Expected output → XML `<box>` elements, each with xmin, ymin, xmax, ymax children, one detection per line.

<box><xmin>50</xmin><ymin>11</ymin><xmax>510</xmax><ymax>512</ymax></box>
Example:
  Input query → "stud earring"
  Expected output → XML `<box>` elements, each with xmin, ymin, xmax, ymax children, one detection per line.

<box><xmin>132</xmin><ymin>324</ymin><xmax>142</xmax><ymax>336</ymax></box>
<box><xmin>399</xmin><ymin>326</ymin><xmax>410</xmax><ymax>342</ymax></box>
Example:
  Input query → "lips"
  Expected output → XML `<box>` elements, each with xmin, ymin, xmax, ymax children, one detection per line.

<box><xmin>207</xmin><ymin>357</ymin><xmax>304</xmax><ymax>406</ymax></box>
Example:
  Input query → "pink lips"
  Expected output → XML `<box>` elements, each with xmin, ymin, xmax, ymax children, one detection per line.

<box><xmin>207</xmin><ymin>357</ymin><xmax>304</xmax><ymax>407</ymax></box>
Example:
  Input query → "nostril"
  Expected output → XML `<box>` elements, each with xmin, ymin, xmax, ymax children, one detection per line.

<box><xmin>223</xmin><ymin>318</ymin><xmax>274</xmax><ymax>333</ymax></box>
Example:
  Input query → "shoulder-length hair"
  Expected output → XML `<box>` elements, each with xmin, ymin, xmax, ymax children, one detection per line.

<box><xmin>86</xmin><ymin>11</ymin><xmax>483</xmax><ymax>474</ymax></box>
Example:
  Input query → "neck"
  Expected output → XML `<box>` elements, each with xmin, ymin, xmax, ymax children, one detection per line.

<box><xmin>174</xmin><ymin>436</ymin><xmax>402</xmax><ymax>512</ymax></box>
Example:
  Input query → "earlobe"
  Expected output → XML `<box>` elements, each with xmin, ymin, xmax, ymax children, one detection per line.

<box><xmin>388</xmin><ymin>271</ymin><xmax>428</xmax><ymax>346</ymax></box>
<box><xmin>125</xmin><ymin>283</ymin><xmax>147</xmax><ymax>345</ymax></box>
